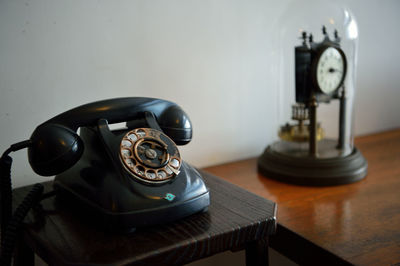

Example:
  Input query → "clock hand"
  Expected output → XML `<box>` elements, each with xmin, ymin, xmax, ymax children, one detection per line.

<box><xmin>328</xmin><ymin>68</ymin><xmax>342</xmax><ymax>74</ymax></box>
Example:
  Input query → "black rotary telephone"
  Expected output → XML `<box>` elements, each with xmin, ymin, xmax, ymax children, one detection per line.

<box><xmin>0</xmin><ymin>97</ymin><xmax>210</xmax><ymax>265</ymax></box>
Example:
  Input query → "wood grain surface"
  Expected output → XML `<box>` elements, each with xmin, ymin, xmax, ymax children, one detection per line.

<box><xmin>12</xmin><ymin>171</ymin><xmax>276</xmax><ymax>266</ymax></box>
<box><xmin>204</xmin><ymin>129</ymin><xmax>400</xmax><ymax>265</ymax></box>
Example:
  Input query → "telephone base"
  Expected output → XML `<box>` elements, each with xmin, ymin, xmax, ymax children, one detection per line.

<box><xmin>53</xmin><ymin>149</ymin><xmax>211</xmax><ymax>232</ymax></box>
<box><xmin>51</xmin><ymin>117</ymin><xmax>210</xmax><ymax>232</ymax></box>
<box><xmin>54</xmin><ymin>182</ymin><xmax>210</xmax><ymax>232</ymax></box>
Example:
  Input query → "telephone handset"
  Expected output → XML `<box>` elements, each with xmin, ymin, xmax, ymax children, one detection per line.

<box><xmin>28</xmin><ymin>97</ymin><xmax>193</xmax><ymax>176</ymax></box>
<box><xmin>1</xmin><ymin>98</ymin><xmax>209</xmax><ymax>238</ymax></box>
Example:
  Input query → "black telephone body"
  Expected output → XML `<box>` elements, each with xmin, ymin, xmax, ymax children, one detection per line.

<box><xmin>27</xmin><ymin>97</ymin><xmax>210</xmax><ymax>231</ymax></box>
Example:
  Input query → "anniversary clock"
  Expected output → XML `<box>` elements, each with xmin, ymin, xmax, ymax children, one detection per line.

<box><xmin>258</xmin><ymin>22</ymin><xmax>367</xmax><ymax>185</ymax></box>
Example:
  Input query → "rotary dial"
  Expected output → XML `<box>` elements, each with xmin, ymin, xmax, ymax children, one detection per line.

<box><xmin>120</xmin><ymin>128</ymin><xmax>181</xmax><ymax>184</ymax></box>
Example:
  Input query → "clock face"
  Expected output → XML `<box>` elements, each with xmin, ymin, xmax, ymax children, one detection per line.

<box><xmin>316</xmin><ymin>47</ymin><xmax>346</xmax><ymax>94</ymax></box>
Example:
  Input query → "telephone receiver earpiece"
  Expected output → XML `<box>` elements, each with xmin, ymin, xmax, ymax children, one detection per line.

<box><xmin>27</xmin><ymin>97</ymin><xmax>192</xmax><ymax>176</ymax></box>
<box><xmin>28</xmin><ymin>124</ymin><xmax>84</xmax><ymax>176</ymax></box>
<box><xmin>144</xmin><ymin>104</ymin><xmax>192</xmax><ymax>145</ymax></box>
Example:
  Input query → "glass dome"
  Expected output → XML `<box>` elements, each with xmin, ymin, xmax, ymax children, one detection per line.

<box><xmin>274</xmin><ymin>0</ymin><xmax>358</xmax><ymax>158</ymax></box>
<box><xmin>258</xmin><ymin>0</ymin><xmax>367</xmax><ymax>185</ymax></box>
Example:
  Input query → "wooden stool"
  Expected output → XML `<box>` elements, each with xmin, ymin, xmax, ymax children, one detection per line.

<box><xmin>12</xmin><ymin>170</ymin><xmax>276</xmax><ymax>266</ymax></box>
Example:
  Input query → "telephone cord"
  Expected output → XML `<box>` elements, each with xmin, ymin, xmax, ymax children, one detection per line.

<box><xmin>0</xmin><ymin>155</ymin><xmax>13</xmax><ymax>248</ymax></box>
<box><xmin>0</xmin><ymin>140</ymin><xmax>44</xmax><ymax>266</ymax></box>
<box><xmin>0</xmin><ymin>183</ymin><xmax>43</xmax><ymax>266</ymax></box>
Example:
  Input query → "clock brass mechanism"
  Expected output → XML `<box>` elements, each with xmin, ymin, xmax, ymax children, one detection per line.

<box><xmin>278</xmin><ymin>103</ymin><xmax>324</xmax><ymax>142</ymax></box>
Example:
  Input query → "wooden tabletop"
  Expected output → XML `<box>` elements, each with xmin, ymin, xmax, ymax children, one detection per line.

<box><xmin>203</xmin><ymin>129</ymin><xmax>400</xmax><ymax>266</ymax></box>
<box><xmin>13</xmin><ymin>170</ymin><xmax>276</xmax><ymax>266</ymax></box>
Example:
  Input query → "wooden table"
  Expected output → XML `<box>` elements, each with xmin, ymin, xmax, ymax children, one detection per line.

<box><xmin>12</xmin><ymin>171</ymin><xmax>276</xmax><ymax>266</ymax></box>
<box><xmin>204</xmin><ymin>129</ymin><xmax>400</xmax><ymax>266</ymax></box>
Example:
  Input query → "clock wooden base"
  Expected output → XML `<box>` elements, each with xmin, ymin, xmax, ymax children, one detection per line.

<box><xmin>258</xmin><ymin>140</ymin><xmax>368</xmax><ymax>186</ymax></box>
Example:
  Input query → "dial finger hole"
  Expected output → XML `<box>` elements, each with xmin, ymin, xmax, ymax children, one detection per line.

<box><xmin>136</xmin><ymin>165</ymin><xmax>145</xmax><ymax>176</ymax></box>
<box><xmin>121</xmin><ymin>149</ymin><xmax>131</xmax><ymax>158</ymax></box>
<box><xmin>121</xmin><ymin>140</ymin><xmax>132</xmax><ymax>148</ymax></box>
<box><xmin>146</xmin><ymin>170</ymin><xmax>156</xmax><ymax>180</ymax></box>
<box><xmin>125</xmin><ymin>158</ymin><xmax>136</xmax><ymax>168</ymax></box>
<box><xmin>157</xmin><ymin>170</ymin><xmax>167</xmax><ymax>179</ymax></box>
<box><xmin>127</xmin><ymin>133</ymin><xmax>138</xmax><ymax>142</ymax></box>
<box><xmin>136</xmin><ymin>129</ymin><xmax>146</xmax><ymax>138</ymax></box>
<box><xmin>165</xmin><ymin>166</ymin><xmax>173</xmax><ymax>175</ymax></box>
<box><xmin>170</xmin><ymin>158</ymin><xmax>180</xmax><ymax>168</ymax></box>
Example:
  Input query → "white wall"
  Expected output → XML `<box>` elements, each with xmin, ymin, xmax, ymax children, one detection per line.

<box><xmin>1</xmin><ymin>0</ymin><xmax>400</xmax><ymax>189</ymax></box>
